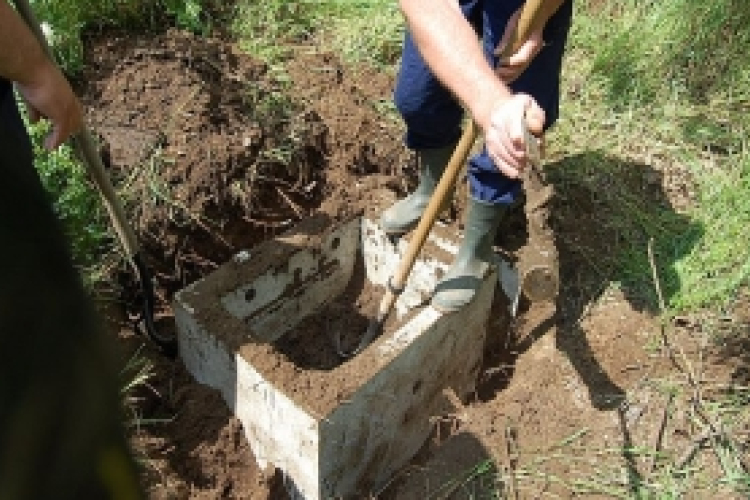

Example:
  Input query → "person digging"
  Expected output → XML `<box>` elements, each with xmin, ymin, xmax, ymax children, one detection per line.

<box><xmin>382</xmin><ymin>0</ymin><xmax>572</xmax><ymax>311</ymax></box>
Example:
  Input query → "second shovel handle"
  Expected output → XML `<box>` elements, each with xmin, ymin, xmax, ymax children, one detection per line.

<box><xmin>13</xmin><ymin>0</ymin><xmax>141</xmax><ymax>260</ymax></box>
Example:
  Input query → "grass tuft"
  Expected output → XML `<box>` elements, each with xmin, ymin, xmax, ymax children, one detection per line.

<box><xmin>26</xmin><ymin>119</ymin><xmax>111</xmax><ymax>270</ymax></box>
<box><xmin>30</xmin><ymin>0</ymin><xmax>213</xmax><ymax>72</ymax></box>
<box><xmin>232</xmin><ymin>0</ymin><xmax>403</xmax><ymax>67</ymax></box>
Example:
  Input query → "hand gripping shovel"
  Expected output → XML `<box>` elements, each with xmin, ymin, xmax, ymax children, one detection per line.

<box><xmin>13</xmin><ymin>0</ymin><xmax>177</xmax><ymax>357</ymax></box>
<box><xmin>503</xmin><ymin>123</ymin><xmax>559</xmax><ymax>317</ymax></box>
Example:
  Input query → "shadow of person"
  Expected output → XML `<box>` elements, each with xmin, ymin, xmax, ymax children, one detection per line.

<box><xmin>484</xmin><ymin>150</ymin><xmax>703</xmax><ymax>411</ymax></box>
<box><xmin>547</xmin><ymin>151</ymin><xmax>704</xmax><ymax>313</ymax></box>
<box><xmin>549</xmin><ymin>151</ymin><xmax>702</xmax><ymax>408</ymax></box>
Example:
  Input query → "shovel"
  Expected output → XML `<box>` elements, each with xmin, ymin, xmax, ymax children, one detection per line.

<box><xmin>13</xmin><ymin>0</ymin><xmax>177</xmax><ymax>357</ymax></box>
<box><xmin>498</xmin><ymin>123</ymin><xmax>559</xmax><ymax>317</ymax></box>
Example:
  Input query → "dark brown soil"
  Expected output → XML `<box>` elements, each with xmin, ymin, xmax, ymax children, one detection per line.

<box><xmin>238</xmin><ymin>249</ymin><xmax>396</xmax><ymax>416</ymax></box>
<box><xmin>238</xmin><ymin>250</ymin><xmax>425</xmax><ymax>416</ymax></box>
<box><xmin>77</xmin><ymin>24</ymin><xmax>747</xmax><ymax>500</ymax></box>
<box><xmin>272</xmin><ymin>250</ymin><xmax>379</xmax><ymax>372</ymax></box>
<box><xmin>79</xmin><ymin>28</ymin><xmax>333</xmax><ymax>297</ymax></box>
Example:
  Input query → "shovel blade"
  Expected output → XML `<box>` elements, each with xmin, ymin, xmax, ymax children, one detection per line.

<box><xmin>497</xmin><ymin>257</ymin><xmax>520</xmax><ymax>317</ymax></box>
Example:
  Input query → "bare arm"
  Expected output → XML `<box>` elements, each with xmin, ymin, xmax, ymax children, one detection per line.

<box><xmin>0</xmin><ymin>0</ymin><xmax>82</xmax><ymax>150</ymax></box>
<box><xmin>0</xmin><ymin>0</ymin><xmax>50</xmax><ymax>84</ymax></box>
<box><xmin>399</xmin><ymin>0</ymin><xmax>509</xmax><ymax>136</ymax></box>
<box><xmin>398</xmin><ymin>0</ymin><xmax>560</xmax><ymax>177</ymax></box>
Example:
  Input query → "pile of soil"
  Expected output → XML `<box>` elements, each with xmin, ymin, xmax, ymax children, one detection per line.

<box><xmin>80</xmin><ymin>29</ymin><xmax>325</xmax><ymax>296</ymax></box>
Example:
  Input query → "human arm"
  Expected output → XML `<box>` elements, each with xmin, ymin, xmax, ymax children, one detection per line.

<box><xmin>398</xmin><ymin>0</ymin><xmax>549</xmax><ymax>178</ymax></box>
<box><xmin>0</xmin><ymin>0</ymin><xmax>82</xmax><ymax>150</ymax></box>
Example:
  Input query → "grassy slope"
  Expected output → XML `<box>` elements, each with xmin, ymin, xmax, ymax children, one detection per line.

<box><xmin>557</xmin><ymin>0</ymin><xmax>749</xmax><ymax>313</ymax></box>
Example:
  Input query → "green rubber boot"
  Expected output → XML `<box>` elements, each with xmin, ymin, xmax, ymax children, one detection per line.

<box><xmin>431</xmin><ymin>197</ymin><xmax>507</xmax><ymax>312</ymax></box>
<box><xmin>380</xmin><ymin>144</ymin><xmax>456</xmax><ymax>235</ymax></box>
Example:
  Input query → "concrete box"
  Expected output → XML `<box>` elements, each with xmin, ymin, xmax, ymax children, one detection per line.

<box><xmin>174</xmin><ymin>214</ymin><xmax>497</xmax><ymax>499</ymax></box>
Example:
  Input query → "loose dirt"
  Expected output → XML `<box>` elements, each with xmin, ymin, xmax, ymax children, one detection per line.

<box><xmin>77</xmin><ymin>25</ymin><xmax>747</xmax><ymax>500</ymax></box>
<box><xmin>273</xmin><ymin>251</ymin><xmax>378</xmax><ymax>372</ymax></box>
<box><xmin>79</xmin><ymin>26</ymin><xmax>411</xmax><ymax>497</ymax></box>
<box><xmin>238</xmin><ymin>246</ymin><xmax>409</xmax><ymax>416</ymax></box>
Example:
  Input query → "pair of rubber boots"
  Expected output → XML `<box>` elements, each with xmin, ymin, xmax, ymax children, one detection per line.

<box><xmin>381</xmin><ymin>144</ymin><xmax>506</xmax><ymax>312</ymax></box>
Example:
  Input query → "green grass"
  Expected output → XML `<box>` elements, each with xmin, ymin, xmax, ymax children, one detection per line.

<box><xmin>590</xmin><ymin>0</ymin><xmax>750</xmax><ymax>111</ymax></box>
<box><xmin>232</xmin><ymin>0</ymin><xmax>403</xmax><ymax>67</ymax></box>
<box><xmin>672</xmin><ymin>155</ymin><xmax>750</xmax><ymax>310</ymax></box>
<box><xmin>323</xmin><ymin>0</ymin><xmax>403</xmax><ymax>67</ymax></box>
<box><xmin>27</xmin><ymin>120</ymin><xmax>111</xmax><ymax>271</ymax></box>
<box><xmin>29</xmin><ymin>0</ymin><xmax>210</xmax><ymax>73</ymax></box>
<box><xmin>551</xmin><ymin>0</ymin><xmax>750</xmax><ymax>312</ymax></box>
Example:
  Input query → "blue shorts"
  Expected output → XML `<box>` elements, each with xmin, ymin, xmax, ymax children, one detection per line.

<box><xmin>394</xmin><ymin>0</ymin><xmax>572</xmax><ymax>205</ymax></box>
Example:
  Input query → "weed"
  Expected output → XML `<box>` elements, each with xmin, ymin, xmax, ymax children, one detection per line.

<box><xmin>322</xmin><ymin>0</ymin><xmax>403</xmax><ymax>67</ymax></box>
<box><xmin>233</xmin><ymin>0</ymin><xmax>319</xmax><ymax>62</ymax></box>
<box><xmin>26</xmin><ymin>118</ymin><xmax>111</xmax><ymax>270</ymax></box>
<box><xmin>584</xmin><ymin>0</ymin><xmax>750</xmax><ymax>109</ymax></box>
<box><xmin>119</xmin><ymin>344</ymin><xmax>158</xmax><ymax>429</ymax></box>
<box><xmin>672</xmin><ymin>154</ymin><xmax>750</xmax><ymax>309</ymax></box>
<box><xmin>162</xmin><ymin>0</ymin><xmax>205</xmax><ymax>34</ymax></box>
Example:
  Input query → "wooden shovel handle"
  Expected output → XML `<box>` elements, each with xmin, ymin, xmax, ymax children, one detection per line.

<box><xmin>372</xmin><ymin>120</ymin><xmax>479</xmax><ymax>325</ymax></box>
<box><xmin>12</xmin><ymin>0</ymin><xmax>141</xmax><ymax>260</ymax></box>
<box><xmin>394</xmin><ymin>121</ymin><xmax>478</xmax><ymax>289</ymax></box>
<box><xmin>363</xmin><ymin>0</ymin><xmax>551</xmax><ymax>343</ymax></box>
<box><xmin>385</xmin><ymin>0</ymin><xmax>550</xmax><ymax>299</ymax></box>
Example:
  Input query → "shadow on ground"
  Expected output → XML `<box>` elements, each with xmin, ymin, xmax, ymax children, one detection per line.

<box><xmin>480</xmin><ymin>150</ymin><xmax>704</xmax><ymax>410</ymax></box>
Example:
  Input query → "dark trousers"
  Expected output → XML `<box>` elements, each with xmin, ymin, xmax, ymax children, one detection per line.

<box><xmin>0</xmin><ymin>80</ymin><xmax>141</xmax><ymax>499</ymax></box>
<box><xmin>394</xmin><ymin>0</ymin><xmax>572</xmax><ymax>204</ymax></box>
